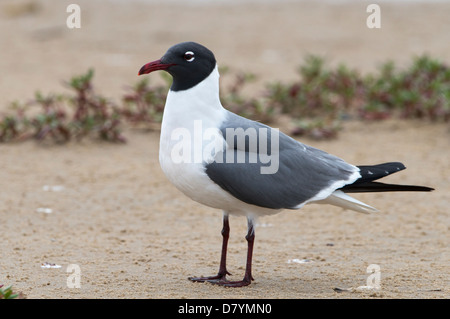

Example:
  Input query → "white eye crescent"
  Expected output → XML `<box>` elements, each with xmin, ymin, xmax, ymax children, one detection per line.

<box><xmin>183</xmin><ymin>51</ymin><xmax>195</xmax><ymax>62</ymax></box>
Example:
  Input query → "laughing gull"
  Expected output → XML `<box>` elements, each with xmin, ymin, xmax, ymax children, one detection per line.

<box><xmin>138</xmin><ymin>42</ymin><xmax>434</xmax><ymax>287</ymax></box>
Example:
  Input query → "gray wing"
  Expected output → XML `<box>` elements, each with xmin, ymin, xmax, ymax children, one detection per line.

<box><xmin>204</xmin><ymin>112</ymin><xmax>359</xmax><ymax>209</ymax></box>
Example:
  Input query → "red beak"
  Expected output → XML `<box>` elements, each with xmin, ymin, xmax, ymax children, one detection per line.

<box><xmin>138</xmin><ymin>59</ymin><xmax>175</xmax><ymax>75</ymax></box>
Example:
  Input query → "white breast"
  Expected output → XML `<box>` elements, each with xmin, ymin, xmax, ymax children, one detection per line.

<box><xmin>158</xmin><ymin>65</ymin><xmax>282</xmax><ymax>217</ymax></box>
<box><xmin>159</xmin><ymin>66</ymin><xmax>236</xmax><ymax>210</ymax></box>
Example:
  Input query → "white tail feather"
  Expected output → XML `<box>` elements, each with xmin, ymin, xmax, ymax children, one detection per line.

<box><xmin>317</xmin><ymin>190</ymin><xmax>379</xmax><ymax>214</ymax></box>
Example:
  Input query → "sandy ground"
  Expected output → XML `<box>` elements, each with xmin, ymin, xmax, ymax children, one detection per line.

<box><xmin>0</xmin><ymin>0</ymin><xmax>449</xmax><ymax>299</ymax></box>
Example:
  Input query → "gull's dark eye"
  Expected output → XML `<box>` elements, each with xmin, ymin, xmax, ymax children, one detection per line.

<box><xmin>183</xmin><ymin>51</ymin><xmax>195</xmax><ymax>62</ymax></box>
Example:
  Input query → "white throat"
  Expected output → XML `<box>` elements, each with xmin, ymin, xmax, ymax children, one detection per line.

<box><xmin>159</xmin><ymin>64</ymin><xmax>226</xmax><ymax>159</ymax></box>
<box><xmin>158</xmin><ymin>64</ymin><xmax>237</xmax><ymax>210</ymax></box>
<box><xmin>162</xmin><ymin>64</ymin><xmax>224</xmax><ymax>129</ymax></box>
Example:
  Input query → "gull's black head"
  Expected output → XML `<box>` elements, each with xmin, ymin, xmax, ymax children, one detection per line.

<box><xmin>138</xmin><ymin>42</ymin><xmax>216</xmax><ymax>91</ymax></box>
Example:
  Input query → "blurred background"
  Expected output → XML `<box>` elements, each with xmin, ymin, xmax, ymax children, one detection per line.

<box><xmin>2</xmin><ymin>0</ymin><xmax>450</xmax><ymax>107</ymax></box>
<box><xmin>1</xmin><ymin>0</ymin><xmax>448</xmax><ymax>299</ymax></box>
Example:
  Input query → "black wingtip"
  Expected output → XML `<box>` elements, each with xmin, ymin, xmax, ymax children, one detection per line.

<box><xmin>355</xmin><ymin>162</ymin><xmax>407</xmax><ymax>185</ymax></box>
<box><xmin>343</xmin><ymin>162</ymin><xmax>434</xmax><ymax>193</ymax></box>
<box><xmin>342</xmin><ymin>181</ymin><xmax>435</xmax><ymax>193</ymax></box>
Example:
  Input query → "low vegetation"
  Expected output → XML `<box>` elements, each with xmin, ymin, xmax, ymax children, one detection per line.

<box><xmin>0</xmin><ymin>284</ymin><xmax>20</xmax><ymax>299</ymax></box>
<box><xmin>1</xmin><ymin>55</ymin><xmax>449</xmax><ymax>143</ymax></box>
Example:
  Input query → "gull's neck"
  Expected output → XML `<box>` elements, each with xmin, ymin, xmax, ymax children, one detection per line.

<box><xmin>163</xmin><ymin>64</ymin><xmax>225</xmax><ymax>128</ymax></box>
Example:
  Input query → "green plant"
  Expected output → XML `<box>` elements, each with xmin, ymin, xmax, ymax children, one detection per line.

<box><xmin>265</xmin><ymin>55</ymin><xmax>357</xmax><ymax>119</ymax></box>
<box><xmin>291</xmin><ymin>118</ymin><xmax>341</xmax><ymax>140</ymax></box>
<box><xmin>30</xmin><ymin>92</ymin><xmax>71</xmax><ymax>142</ymax></box>
<box><xmin>0</xmin><ymin>101</ymin><xmax>30</xmax><ymax>142</ymax></box>
<box><xmin>0</xmin><ymin>284</ymin><xmax>19</xmax><ymax>299</ymax></box>
<box><xmin>121</xmin><ymin>77</ymin><xmax>167</xmax><ymax>126</ymax></box>
<box><xmin>264</xmin><ymin>54</ymin><xmax>450</xmax><ymax>138</ymax></box>
<box><xmin>0</xmin><ymin>69</ymin><xmax>127</xmax><ymax>143</ymax></box>
<box><xmin>219</xmin><ymin>69</ymin><xmax>276</xmax><ymax>123</ymax></box>
<box><xmin>66</xmin><ymin>69</ymin><xmax>126</xmax><ymax>142</ymax></box>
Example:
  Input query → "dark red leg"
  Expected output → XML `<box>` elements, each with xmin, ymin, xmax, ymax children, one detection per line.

<box><xmin>188</xmin><ymin>213</ymin><xmax>232</xmax><ymax>282</ymax></box>
<box><xmin>189</xmin><ymin>216</ymin><xmax>256</xmax><ymax>287</ymax></box>
<box><xmin>212</xmin><ymin>217</ymin><xmax>255</xmax><ymax>287</ymax></box>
